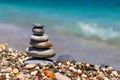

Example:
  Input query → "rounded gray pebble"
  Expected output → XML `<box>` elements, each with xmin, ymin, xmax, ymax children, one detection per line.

<box><xmin>57</xmin><ymin>55</ymin><xmax>76</xmax><ymax>63</ymax></box>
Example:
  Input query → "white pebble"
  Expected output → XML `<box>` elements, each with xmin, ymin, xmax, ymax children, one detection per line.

<box><xmin>111</xmin><ymin>71</ymin><xmax>118</xmax><ymax>76</ymax></box>
<box><xmin>103</xmin><ymin>77</ymin><xmax>109</xmax><ymax>80</ymax></box>
<box><xmin>35</xmin><ymin>66</ymin><xmax>40</xmax><ymax>69</ymax></box>
<box><xmin>67</xmin><ymin>61</ymin><xmax>70</xmax><ymax>65</ymax></box>
<box><xmin>6</xmin><ymin>73</ymin><xmax>10</xmax><ymax>78</ymax></box>
<box><xmin>81</xmin><ymin>74</ymin><xmax>87</xmax><ymax>78</ymax></box>
<box><xmin>101</xmin><ymin>68</ymin><xmax>106</xmax><ymax>71</ymax></box>
<box><xmin>86</xmin><ymin>64</ymin><xmax>89</xmax><ymax>67</ymax></box>
<box><xmin>58</xmin><ymin>63</ymin><xmax>62</xmax><ymax>66</ymax></box>
<box><xmin>30</xmin><ymin>70</ymin><xmax>38</xmax><ymax>75</ymax></box>
<box><xmin>77</xmin><ymin>69</ymin><xmax>82</xmax><ymax>74</ymax></box>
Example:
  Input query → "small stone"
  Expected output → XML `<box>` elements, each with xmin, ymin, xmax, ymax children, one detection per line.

<box><xmin>33</xmin><ymin>23</ymin><xmax>44</xmax><ymax>28</ymax></box>
<box><xmin>44</xmin><ymin>70</ymin><xmax>56</xmax><ymax>79</ymax></box>
<box><xmin>57</xmin><ymin>55</ymin><xmax>76</xmax><ymax>63</ymax></box>
<box><xmin>25</xmin><ymin>64</ymin><xmax>36</xmax><ymax>69</ymax></box>
<box><xmin>30</xmin><ymin>41</ymin><xmax>52</xmax><ymax>48</ymax></box>
<box><xmin>98</xmin><ymin>72</ymin><xmax>105</xmax><ymax>77</ymax></box>
<box><xmin>6</xmin><ymin>67</ymin><xmax>12</xmax><ymax>73</ymax></box>
<box><xmin>94</xmin><ymin>65</ymin><xmax>100</xmax><ymax>71</ymax></box>
<box><xmin>69</xmin><ymin>67</ymin><xmax>78</xmax><ymax>72</ymax></box>
<box><xmin>111</xmin><ymin>71</ymin><xmax>118</xmax><ymax>76</ymax></box>
<box><xmin>77</xmin><ymin>69</ymin><xmax>82</xmax><ymax>74</ymax></box>
<box><xmin>26</xmin><ymin>47</ymin><xmax>56</xmax><ymax>58</ymax></box>
<box><xmin>103</xmin><ymin>77</ymin><xmax>109</xmax><ymax>80</ymax></box>
<box><xmin>107</xmin><ymin>67</ymin><xmax>113</xmax><ymax>71</ymax></box>
<box><xmin>55</xmin><ymin>73</ymin><xmax>71</xmax><ymax>80</ymax></box>
<box><xmin>31</xmin><ymin>34</ymin><xmax>49</xmax><ymax>42</ymax></box>
<box><xmin>32</xmin><ymin>27</ymin><xmax>44</xmax><ymax>35</ymax></box>
<box><xmin>16</xmin><ymin>72</ymin><xmax>24</xmax><ymax>79</ymax></box>
<box><xmin>100</xmin><ymin>64</ymin><xmax>109</xmax><ymax>68</ymax></box>
<box><xmin>13</xmin><ymin>68</ymin><xmax>19</xmax><ymax>74</ymax></box>
<box><xmin>31</xmin><ymin>70</ymin><xmax>38</xmax><ymax>75</ymax></box>
<box><xmin>81</xmin><ymin>74</ymin><xmax>87</xmax><ymax>78</ymax></box>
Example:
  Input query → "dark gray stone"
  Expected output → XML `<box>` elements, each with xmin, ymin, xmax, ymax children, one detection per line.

<box><xmin>24</xmin><ymin>57</ymin><xmax>54</xmax><ymax>65</ymax></box>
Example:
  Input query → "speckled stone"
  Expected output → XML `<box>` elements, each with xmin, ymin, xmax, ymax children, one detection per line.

<box><xmin>30</xmin><ymin>41</ymin><xmax>52</xmax><ymax>48</ymax></box>
<box><xmin>26</xmin><ymin>47</ymin><xmax>56</xmax><ymax>58</ymax></box>
<box><xmin>31</xmin><ymin>34</ymin><xmax>49</xmax><ymax>42</ymax></box>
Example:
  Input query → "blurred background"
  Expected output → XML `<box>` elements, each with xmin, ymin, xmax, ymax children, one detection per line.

<box><xmin>0</xmin><ymin>0</ymin><xmax>120</xmax><ymax>69</ymax></box>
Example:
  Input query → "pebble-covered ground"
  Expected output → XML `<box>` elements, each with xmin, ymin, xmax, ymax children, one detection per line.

<box><xmin>0</xmin><ymin>43</ymin><xmax>120</xmax><ymax>80</ymax></box>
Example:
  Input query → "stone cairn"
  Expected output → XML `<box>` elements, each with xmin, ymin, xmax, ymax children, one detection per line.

<box><xmin>25</xmin><ymin>23</ymin><xmax>56</xmax><ymax>65</ymax></box>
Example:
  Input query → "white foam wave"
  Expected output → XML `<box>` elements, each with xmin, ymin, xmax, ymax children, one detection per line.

<box><xmin>77</xmin><ymin>22</ymin><xmax>120</xmax><ymax>40</ymax></box>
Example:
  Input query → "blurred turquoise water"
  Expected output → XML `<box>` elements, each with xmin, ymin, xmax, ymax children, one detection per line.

<box><xmin>0</xmin><ymin>0</ymin><xmax>120</xmax><ymax>46</ymax></box>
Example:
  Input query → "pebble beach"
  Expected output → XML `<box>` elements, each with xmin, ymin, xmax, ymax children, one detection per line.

<box><xmin>0</xmin><ymin>43</ymin><xmax>120</xmax><ymax>80</ymax></box>
<box><xmin>0</xmin><ymin>1</ymin><xmax>120</xmax><ymax>80</ymax></box>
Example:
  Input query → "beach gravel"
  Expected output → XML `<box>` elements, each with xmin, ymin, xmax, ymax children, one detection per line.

<box><xmin>0</xmin><ymin>43</ymin><xmax>120</xmax><ymax>80</ymax></box>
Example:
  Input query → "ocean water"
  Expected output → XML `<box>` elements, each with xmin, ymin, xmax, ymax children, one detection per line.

<box><xmin>0</xmin><ymin>0</ymin><xmax>120</xmax><ymax>46</ymax></box>
<box><xmin>0</xmin><ymin>0</ymin><xmax>120</xmax><ymax>69</ymax></box>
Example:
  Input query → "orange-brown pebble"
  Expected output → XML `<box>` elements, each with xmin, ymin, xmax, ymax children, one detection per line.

<box><xmin>13</xmin><ymin>68</ymin><xmax>19</xmax><ymax>74</ymax></box>
<box><xmin>44</xmin><ymin>70</ymin><xmax>56</xmax><ymax>79</ymax></box>
<box><xmin>25</xmin><ymin>64</ymin><xmax>36</xmax><ymax>69</ymax></box>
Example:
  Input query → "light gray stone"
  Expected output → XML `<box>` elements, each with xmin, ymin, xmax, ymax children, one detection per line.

<box><xmin>30</xmin><ymin>41</ymin><xmax>52</xmax><ymax>48</ymax></box>
<box><xmin>26</xmin><ymin>47</ymin><xmax>56</xmax><ymax>58</ymax></box>
<box><xmin>31</xmin><ymin>34</ymin><xmax>49</xmax><ymax>41</ymax></box>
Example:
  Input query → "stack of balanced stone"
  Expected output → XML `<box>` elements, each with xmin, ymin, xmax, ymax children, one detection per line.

<box><xmin>25</xmin><ymin>23</ymin><xmax>56</xmax><ymax>65</ymax></box>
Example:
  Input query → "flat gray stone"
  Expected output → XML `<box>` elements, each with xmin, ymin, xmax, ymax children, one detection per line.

<box><xmin>26</xmin><ymin>47</ymin><xmax>56</xmax><ymax>58</ymax></box>
<box><xmin>32</xmin><ymin>27</ymin><xmax>44</xmax><ymax>35</ymax></box>
<box><xmin>31</xmin><ymin>34</ymin><xmax>49</xmax><ymax>42</ymax></box>
<box><xmin>30</xmin><ymin>41</ymin><xmax>52</xmax><ymax>48</ymax></box>
<box><xmin>24</xmin><ymin>57</ymin><xmax>54</xmax><ymax>65</ymax></box>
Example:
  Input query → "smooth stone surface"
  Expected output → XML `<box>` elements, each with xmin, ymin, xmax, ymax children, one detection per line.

<box><xmin>30</xmin><ymin>41</ymin><xmax>52</xmax><ymax>48</ymax></box>
<box><xmin>33</xmin><ymin>23</ymin><xmax>44</xmax><ymax>28</ymax></box>
<box><xmin>57</xmin><ymin>55</ymin><xmax>76</xmax><ymax>63</ymax></box>
<box><xmin>24</xmin><ymin>57</ymin><xmax>54</xmax><ymax>65</ymax></box>
<box><xmin>31</xmin><ymin>34</ymin><xmax>49</xmax><ymax>41</ymax></box>
<box><xmin>55</xmin><ymin>73</ymin><xmax>71</xmax><ymax>80</ymax></box>
<box><xmin>26</xmin><ymin>47</ymin><xmax>56</xmax><ymax>58</ymax></box>
<box><xmin>32</xmin><ymin>27</ymin><xmax>44</xmax><ymax>35</ymax></box>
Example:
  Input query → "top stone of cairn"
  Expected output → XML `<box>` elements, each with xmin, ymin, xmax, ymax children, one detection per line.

<box><xmin>33</xmin><ymin>23</ymin><xmax>44</xmax><ymax>28</ymax></box>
